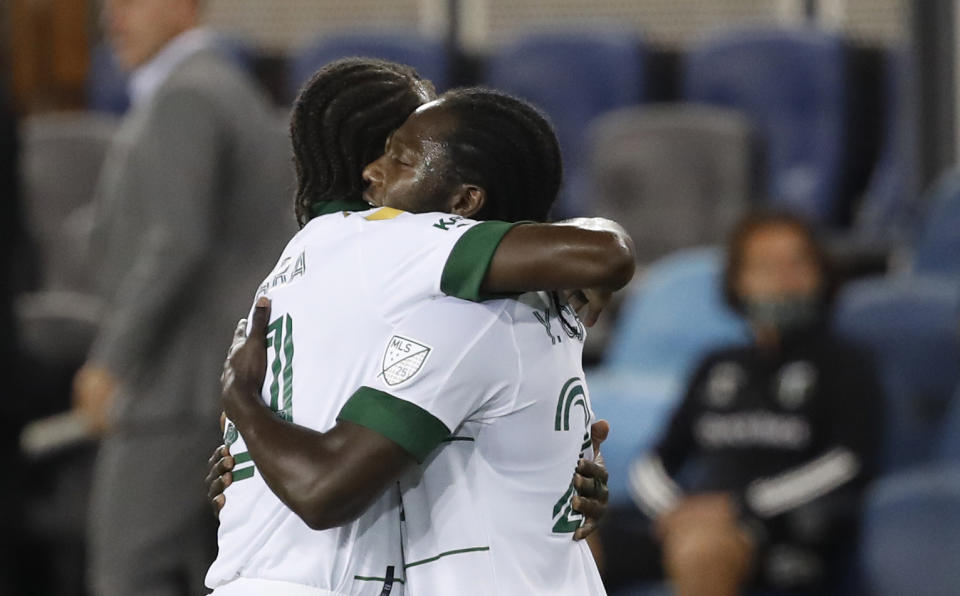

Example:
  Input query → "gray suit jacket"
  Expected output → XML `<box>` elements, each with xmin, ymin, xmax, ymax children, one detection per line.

<box><xmin>89</xmin><ymin>48</ymin><xmax>296</xmax><ymax>430</ymax></box>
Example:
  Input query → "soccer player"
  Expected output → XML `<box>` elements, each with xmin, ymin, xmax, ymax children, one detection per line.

<box><xmin>204</xmin><ymin>66</ymin><xmax>627</xmax><ymax>595</ymax></box>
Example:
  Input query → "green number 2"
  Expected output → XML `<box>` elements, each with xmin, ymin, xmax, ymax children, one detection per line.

<box><xmin>266</xmin><ymin>313</ymin><xmax>295</xmax><ymax>422</ymax></box>
<box><xmin>551</xmin><ymin>377</ymin><xmax>591</xmax><ymax>534</ymax></box>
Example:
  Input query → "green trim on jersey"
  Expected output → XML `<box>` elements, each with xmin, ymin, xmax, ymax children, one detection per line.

<box><xmin>440</xmin><ymin>220</ymin><xmax>527</xmax><ymax>302</ymax></box>
<box><xmin>404</xmin><ymin>546</ymin><xmax>491</xmax><ymax>569</ymax></box>
<box><xmin>338</xmin><ymin>386</ymin><xmax>450</xmax><ymax>463</ymax></box>
<box><xmin>353</xmin><ymin>575</ymin><xmax>406</xmax><ymax>585</ymax></box>
<box><xmin>232</xmin><ymin>466</ymin><xmax>255</xmax><ymax>482</ymax></box>
<box><xmin>309</xmin><ymin>198</ymin><xmax>372</xmax><ymax>218</ymax></box>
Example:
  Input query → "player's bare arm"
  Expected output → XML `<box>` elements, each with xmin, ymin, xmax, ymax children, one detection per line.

<box><xmin>484</xmin><ymin>218</ymin><xmax>635</xmax><ymax>294</ymax></box>
<box><xmin>206</xmin><ymin>424</ymin><xmax>611</xmax><ymax>534</ymax></box>
<box><xmin>482</xmin><ymin>218</ymin><xmax>635</xmax><ymax>327</ymax></box>
<box><xmin>218</xmin><ymin>298</ymin><xmax>417</xmax><ymax>530</ymax></box>
<box><xmin>207</xmin><ymin>433</ymin><xmax>611</xmax><ymax>535</ymax></box>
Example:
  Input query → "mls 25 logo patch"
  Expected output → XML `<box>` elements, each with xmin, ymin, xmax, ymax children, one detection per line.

<box><xmin>381</xmin><ymin>336</ymin><xmax>432</xmax><ymax>386</ymax></box>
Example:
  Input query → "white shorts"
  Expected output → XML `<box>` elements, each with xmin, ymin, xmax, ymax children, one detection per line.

<box><xmin>209</xmin><ymin>578</ymin><xmax>343</xmax><ymax>596</ymax></box>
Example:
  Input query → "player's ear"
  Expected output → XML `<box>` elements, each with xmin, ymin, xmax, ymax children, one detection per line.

<box><xmin>449</xmin><ymin>184</ymin><xmax>486</xmax><ymax>218</ymax></box>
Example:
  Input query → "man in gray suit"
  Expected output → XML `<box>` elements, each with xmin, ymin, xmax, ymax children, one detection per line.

<box><xmin>72</xmin><ymin>0</ymin><xmax>292</xmax><ymax>594</ymax></box>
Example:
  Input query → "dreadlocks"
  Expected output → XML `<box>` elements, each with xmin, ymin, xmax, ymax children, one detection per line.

<box><xmin>290</xmin><ymin>57</ymin><xmax>436</xmax><ymax>227</ymax></box>
<box><xmin>436</xmin><ymin>87</ymin><xmax>563</xmax><ymax>223</ymax></box>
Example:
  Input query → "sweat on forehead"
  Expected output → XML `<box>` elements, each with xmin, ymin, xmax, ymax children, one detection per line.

<box><xmin>395</xmin><ymin>102</ymin><xmax>459</xmax><ymax>145</ymax></box>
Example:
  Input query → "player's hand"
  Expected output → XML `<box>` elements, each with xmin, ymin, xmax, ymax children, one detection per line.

<box><xmin>572</xmin><ymin>419</ymin><xmax>610</xmax><ymax>541</ymax></box>
<box><xmin>206</xmin><ymin>444</ymin><xmax>234</xmax><ymax>518</ymax></box>
<box><xmin>563</xmin><ymin>289</ymin><xmax>612</xmax><ymax>328</ymax></box>
<box><xmin>72</xmin><ymin>363</ymin><xmax>119</xmax><ymax>436</ymax></box>
<box><xmin>221</xmin><ymin>297</ymin><xmax>271</xmax><ymax>420</ymax></box>
<box><xmin>221</xmin><ymin>317</ymin><xmax>249</xmax><ymax>387</ymax></box>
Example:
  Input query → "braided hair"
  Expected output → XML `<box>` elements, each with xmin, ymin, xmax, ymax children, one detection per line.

<box><xmin>290</xmin><ymin>57</ymin><xmax>436</xmax><ymax>227</ymax></box>
<box><xmin>435</xmin><ymin>87</ymin><xmax>563</xmax><ymax>223</ymax></box>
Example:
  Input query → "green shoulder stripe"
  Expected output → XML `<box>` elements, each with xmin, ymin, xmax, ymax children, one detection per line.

<box><xmin>338</xmin><ymin>386</ymin><xmax>450</xmax><ymax>463</ymax></box>
<box><xmin>440</xmin><ymin>220</ymin><xmax>527</xmax><ymax>302</ymax></box>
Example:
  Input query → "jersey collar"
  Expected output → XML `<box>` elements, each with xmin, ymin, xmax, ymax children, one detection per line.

<box><xmin>310</xmin><ymin>199</ymin><xmax>373</xmax><ymax>217</ymax></box>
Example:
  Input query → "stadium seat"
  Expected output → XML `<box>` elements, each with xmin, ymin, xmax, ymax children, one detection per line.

<box><xmin>684</xmin><ymin>27</ymin><xmax>847</xmax><ymax>224</ymax></box>
<box><xmin>912</xmin><ymin>167</ymin><xmax>960</xmax><ymax>275</ymax></box>
<box><xmin>834</xmin><ymin>275</ymin><xmax>960</xmax><ymax>471</ymax></box>
<box><xmin>853</xmin><ymin>48</ymin><xmax>920</xmax><ymax>247</ymax></box>
<box><xmin>861</xmin><ymin>465</ymin><xmax>960</xmax><ymax>596</ymax></box>
<box><xmin>586</xmin><ymin>104</ymin><xmax>754</xmax><ymax>264</ymax></box>
<box><xmin>588</xmin><ymin>369</ymin><xmax>680</xmax><ymax>506</ymax></box>
<box><xmin>487</xmin><ymin>29</ymin><xmax>645</xmax><ymax>217</ymax></box>
<box><xmin>21</xmin><ymin>112</ymin><xmax>119</xmax><ymax>292</ymax></box>
<box><xmin>19</xmin><ymin>113</ymin><xmax>119</xmax><ymax>369</ymax></box>
<box><xmin>605</xmin><ymin>248</ymin><xmax>751</xmax><ymax>375</ymax></box>
<box><xmin>288</xmin><ymin>31</ymin><xmax>449</xmax><ymax>101</ymax></box>
<box><xmin>938</xmin><ymin>384</ymin><xmax>960</xmax><ymax>462</ymax></box>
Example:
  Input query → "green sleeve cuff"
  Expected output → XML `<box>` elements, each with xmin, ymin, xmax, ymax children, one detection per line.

<box><xmin>440</xmin><ymin>220</ymin><xmax>527</xmax><ymax>302</ymax></box>
<box><xmin>338</xmin><ymin>386</ymin><xmax>450</xmax><ymax>463</ymax></box>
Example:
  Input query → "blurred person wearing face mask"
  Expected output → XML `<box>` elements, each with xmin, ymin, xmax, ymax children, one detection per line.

<box><xmin>627</xmin><ymin>212</ymin><xmax>882</xmax><ymax>596</ymax></box>
<box><xmin>72</xmin><ymin>0</ymin><xmax>291</xmax><ymax>594</ymax></box>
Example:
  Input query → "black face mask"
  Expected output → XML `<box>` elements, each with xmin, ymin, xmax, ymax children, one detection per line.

<box><xmin>744</xmin><ymin>295</ymin><xmax>822</xmax><ymax>336</ymax></box>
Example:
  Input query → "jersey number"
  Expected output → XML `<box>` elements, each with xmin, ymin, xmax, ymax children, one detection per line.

<box><xmin>266</xmin><ymin>313</ymin><xmax>295</xmax><ymax>422</ymax></box>
<box><xmin>551</xmin><ymin>377</ymin><xmax>591</xmax><ymax>534</ymax></box>
<box><xmin>224</xmin><ymin>314</ymin><xmax>296</xmax><ymax>483</ymax></box>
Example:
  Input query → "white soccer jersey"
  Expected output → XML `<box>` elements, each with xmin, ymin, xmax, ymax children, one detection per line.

<box><xmin>205</xmin><ymin>203</ymin><xmax>520</xmax><ymax>595</ymax></box>
<box><xmin>339</xmin><ymin>293</ymin><xmax>606</xmax><ymax>595</ymax></box>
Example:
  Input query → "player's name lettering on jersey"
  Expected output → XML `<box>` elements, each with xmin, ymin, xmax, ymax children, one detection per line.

<box><xmin>256</xmin><ymin>250</ymin><xmax>307</xmax><ymax>297</ymax></box>
<box><xmin>533</xmin><ymin>301</ymin><xmax>585</xmax><ymax>346</ymax></box>
<box><xmin>694</xmin><ymin>412</ymin><xmax>812</xmax><ymax>449</ymax></box>
<box><xmin>433</xmin><ymin>215</ymin><xmax>470</xmax><ymax>230</ymax></box>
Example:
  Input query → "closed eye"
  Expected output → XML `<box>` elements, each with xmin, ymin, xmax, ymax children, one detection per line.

<box><xmin>390</xmin><ymin>152</ymin><xmax>414</xmax><ymax>167</ymax></box>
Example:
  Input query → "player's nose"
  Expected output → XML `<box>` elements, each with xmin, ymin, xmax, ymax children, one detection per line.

<box><xmin>362</xmin><ymin>158</ymin><xmax>385</xmax><ymax>186</ymax></box>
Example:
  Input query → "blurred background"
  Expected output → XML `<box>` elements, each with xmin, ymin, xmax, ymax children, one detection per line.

<box><xmin>2</xmin><ymin>0</ymin><xmax>959</xmax><ymax>595</ymax></box>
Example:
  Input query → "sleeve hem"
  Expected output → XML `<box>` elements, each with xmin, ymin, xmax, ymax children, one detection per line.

<box><xmin>440</xmin><ymin>221</ymin><xmax>528</xmax><ymax>302</ymax></box>
<box><xmin>338</xmin><ymin>386</ymin><xmax>451</xmax><ymax>463</ymax></box>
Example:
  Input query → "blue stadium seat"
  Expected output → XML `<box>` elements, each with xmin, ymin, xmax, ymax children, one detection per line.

<box><xmin>87</xmin><ymin>42</ymin><xmax>130</xmax><ymax>114</ymax></box>
<box><xmin>834</xmin><ymin>275</ymin><xmax>960</xmax><ymax>471</ymax></box>
<box><xmin>605</xmin><ymin>248</ymin><xmax>751</xmax><ymax>375</ymax></box>
<box><xmin>913</xmin><ymin>167</ymin><xmax>960</xmax><ymax>275</ymax></box>
<box><xmin>861</xmin><ymin>465</ymin><xmax>960</xmax><ymax>596</ymax></box>
<box><xmin>486</xmin><ymin>30</ymin><xmax>645</xmax><ymax>217</ymax></box>
<box><xmin>938</xmin><ymin>384</ymin><xmax>960</xmax><ymax>462</ymax></box>
<box><xmin>288</xmin><ymin>31</ymin><xmax>449</xmax><ymax>101</ymax></box>
<box><xmin>588</xmin><ymin>369</ymin><xmax>679</xmax><ymax>506</ymax></box>
<box><xmin>685</xmin><ymin>27</ymin><xmax>847</xmax><ymax>224</ymax></box>
<box><xmin>853</xmin><ymin>48</ymin><xmax>920</xmax><ymax>246</ymax></box>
